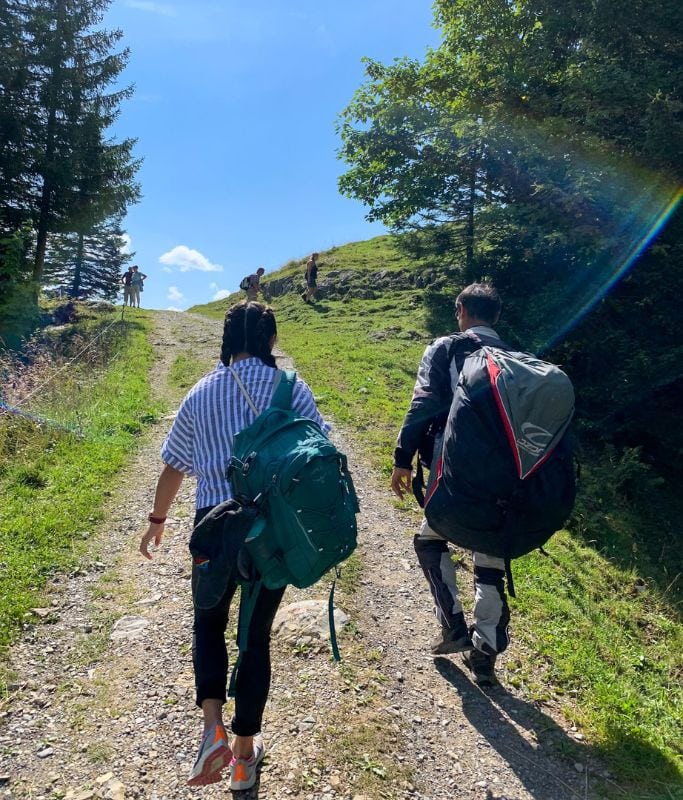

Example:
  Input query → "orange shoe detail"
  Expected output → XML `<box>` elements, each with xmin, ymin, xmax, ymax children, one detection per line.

<box><xmin>233</xmin><ymin>761</ymin><xmax>249</xmax><ymax>783</ymax></box>
<box><xmin>187</xmin><ymin>723</ymin><xmax>232</xmax><ymax>786</ymax></box>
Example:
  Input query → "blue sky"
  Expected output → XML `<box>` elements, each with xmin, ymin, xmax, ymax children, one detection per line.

<box><xmin>104</xmin><ymin>1</ymin><xmax>441</xmax><ymax>310</ymax></box>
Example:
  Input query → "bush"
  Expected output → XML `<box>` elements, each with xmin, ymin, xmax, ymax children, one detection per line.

<box><xmin>423</xmin><ymin>285</ymin><xmax>456</xmax><ymax>336</ymax></box>
<box><xmin>0</xmin><ymin>228</ymin><xmax>39</xmax><ymax>350</ymax></box>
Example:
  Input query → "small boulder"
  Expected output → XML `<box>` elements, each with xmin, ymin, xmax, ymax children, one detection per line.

<box><xmin>110</xmin><ymin>616</ymin><xmax>149</xmax><ymax>641</ymax></box>
<box><xmin>273</xmin><ymin>600</ymin><xmax>349</xmax><ymax>643</ymax></box>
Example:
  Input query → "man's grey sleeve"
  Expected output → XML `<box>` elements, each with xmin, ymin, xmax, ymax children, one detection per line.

<box><xmin>393</xmin><ymin>337</ymin><xmax>455</xmax><ymax>469</ymax></box>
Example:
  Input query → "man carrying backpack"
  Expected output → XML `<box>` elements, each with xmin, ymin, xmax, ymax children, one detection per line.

<box><xmin>391</xmin><ymin>284</ymin><xmax>510</xmax><ymax>686</ymax></box>
<box><xmin>241</xmin><ymin>267</ymin><xmax>265</xmax><ymax>301</ymax></box>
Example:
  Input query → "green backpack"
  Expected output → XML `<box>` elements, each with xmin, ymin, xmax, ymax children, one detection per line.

<box><xmin>227</xmin><ymin>368</ymin><xmax>359</xmax><ymax>589</ymax></box>
<box><xmin>225</xmin><ymin>368</ymin><xmax>359</xmax><ymax>680</ymax></box>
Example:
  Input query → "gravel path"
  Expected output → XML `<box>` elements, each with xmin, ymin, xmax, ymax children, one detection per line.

<box><xmin>0</xmin><ymin>310</ymin><xmax>606</xmax><ymax>800</ymax></box>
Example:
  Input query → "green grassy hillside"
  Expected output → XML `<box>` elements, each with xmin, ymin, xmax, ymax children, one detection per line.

<box><xmin>0</xmin><ymin>306</ymin><xmax>161</xmax><ymax>662</ymax></box>
<box><xmin>191</xmin><ymin>235</ymin><xmax>683</xmax><ymax>798</ymax></box>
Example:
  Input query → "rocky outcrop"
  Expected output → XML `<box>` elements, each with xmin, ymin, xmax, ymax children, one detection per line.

<box><xmin>262</xmin><ymin>267</ymin><xmax>441</xmax><ymax>301</ymax></box>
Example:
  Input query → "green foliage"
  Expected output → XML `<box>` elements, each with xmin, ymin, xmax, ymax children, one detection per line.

<box><xmin>0</xmin><ymin>227</ymin><xmax>40</xmax><ymax>348</ymax></box>
<box><xmin>45</xmin><ymin>215</ymin><xmax>135</xmax><ymax>301</ymax></box>
<box><xmin>0</xmin><ymin>282</ymin><xmax>41</xmax><ymax>351</ymax></box>
<box><xmin>572</xmin><ymin>447</ymin><xmax>680</xmax><ymax>604</ymax></box>
<box><xmin>0</xmin><ymin>0</ymin><xmax>139</xmax><ymax>296</ymax></box>
<box><xmin>0</xmin><ymin>309</ymin><xmax>160</xmax><ymax>656</ymax></box>
<box><xmin>423</xmin><ymin>284</ymin><xmax>459</xmax><ymax>337</ymax></box>
<box><xmin>337</xmin><ymin>0</ymin><xmax>683</xmax><ymax>487</ymax></box>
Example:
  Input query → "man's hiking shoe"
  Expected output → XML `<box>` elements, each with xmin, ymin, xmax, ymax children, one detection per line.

<box><xmin>462</xmin><ymin>648</ymin><xmax>497</xmax><ymax>686</ymax></box>
<box><xmin>301</xmin><ymin>292</ymin><xmax>308</xmax><ymax>302</ymax></box>
<box><xmin>230</xmin><ymin>734</ymin><xmax>265</xmax><ymax>791</ymax></box>
<box><xmin>431</xmin><ymin>626</ymin><xmax>473</xmax><ymax>655</ymax></box>
<box><xmin>187</xmin><ymin>722</ymin><xmax>232</xmax><ymax>786</ymax></box>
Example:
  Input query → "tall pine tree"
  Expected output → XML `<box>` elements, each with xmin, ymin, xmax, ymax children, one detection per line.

<box><xmin>20</xmin><ymin>0</ymin><xmax>138</xmax><ymax>284</ymax></box>
<box><xmin>45</xmin><ymin>214</ymin><xmax>131</xmax><ymax>300</ymax></box>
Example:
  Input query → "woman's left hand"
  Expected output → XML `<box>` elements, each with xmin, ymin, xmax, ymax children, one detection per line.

<box><xmin>140</xmin><ymin>521</ymin><xmax>165</xmax><ymax>560</ymax></box>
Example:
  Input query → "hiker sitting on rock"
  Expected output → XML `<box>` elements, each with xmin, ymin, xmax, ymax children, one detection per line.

<box><xmin>139</xmin><ymin>300</ymin><xmax>329</xmax><ymax>790</ymax></box>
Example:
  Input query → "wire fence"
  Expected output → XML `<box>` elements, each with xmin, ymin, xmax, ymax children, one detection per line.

<box><xmin>0</xmin><ymin>305</ymin><xmax>131</xmax><ymax>436</ymax></box>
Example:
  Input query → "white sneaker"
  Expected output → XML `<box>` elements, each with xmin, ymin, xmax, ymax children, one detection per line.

<box><xmin>229</xmin><ymin>733</ymin><xmax>265</xmax><ymax>791</ymax></box>
<box><xmin>187</xmin><ymin>722</ymin><xmax>232</xmax><ymax>786</ymax></box>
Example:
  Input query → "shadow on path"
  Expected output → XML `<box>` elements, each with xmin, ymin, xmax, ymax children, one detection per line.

<box><xmin>434</xmin><ymin>656</ymin><xmax>596</xmax><ymax>800</ymax></box>
<box><xmin>434</xmin><ymin>656</ymin><xmax>682</xmax><ymax>800</ymax></box>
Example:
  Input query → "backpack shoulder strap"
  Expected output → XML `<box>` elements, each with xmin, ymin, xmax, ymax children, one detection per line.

<box><xmin>270</xmin><ymin>369</ymin><xmax>296</xmax><ymax>410</ymax></box>
<box><xmin>448</xmin><ymin>331</ymin><xmax>514</xmax><ymax>373</ymax></box>
<box><xmin>228</xmin><ymin>366</ymin><xmax>259</xmax><ymax>415</ymax></box>
<box><xmin>448</xmin><ymin>332</ymin><xmax>483</xmax><ymax>373</ymax></box>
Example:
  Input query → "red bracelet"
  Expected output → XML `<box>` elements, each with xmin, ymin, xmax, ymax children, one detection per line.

<box><xmin>148</xmin><ymin>513</ymin><xmax>167</xmax><ymax>524</ymax></box>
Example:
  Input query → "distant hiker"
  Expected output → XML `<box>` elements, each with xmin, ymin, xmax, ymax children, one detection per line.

<box><xmin>240</xmin><ymin>267</ymin><xmax>265</xmax><ymax>301</ymax></box>
<box><xmin>121</xmin><ymin>267</ymin><xmax>134</xmax><ymax>306</ymax></box>
<box><xmin>139</xmin><ymin>300</ymin><xmax>330</xmax><ymax>790</ymax></box>
<box><xmin>302</xmin><ymin>252</ymin><xmax>319</xmax><ymax>303</ymax></box>
<box><xmin>130</xmin><ymin>265</ymin><xmax>148</xmax><ymax>308</ymax></box>
<box><xmin>391</xmin><ymin>284</ymin><xmax>511</xmax><ymax>686</ymax></box>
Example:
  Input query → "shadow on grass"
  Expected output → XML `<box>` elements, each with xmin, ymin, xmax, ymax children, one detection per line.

<box><xmin>571</xmin><ymin>484</ymin><xmax>683</xmax><ymax>621</ymax></box>
<box><xmin>433</xmin><ymin>657</ymin><xmax>680</xmax><ymax>800</ymax></box>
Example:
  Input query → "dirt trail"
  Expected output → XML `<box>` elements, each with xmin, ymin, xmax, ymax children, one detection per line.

<box><xmin>0</xmin><ymin>310</ymin><xmax>603</xmax><ymax>800</ymax></box>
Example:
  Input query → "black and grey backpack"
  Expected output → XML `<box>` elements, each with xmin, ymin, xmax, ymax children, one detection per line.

<box><xmin>423</xmin><ymin>332</ymin><xmax>576</xmax><ymax>595</ymax></box>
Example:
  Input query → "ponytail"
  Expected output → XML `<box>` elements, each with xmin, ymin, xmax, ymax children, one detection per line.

<box><xmin>220</xmin><ymin>300</ymin><xmax>277</xmax><ymax>367</ymax></box>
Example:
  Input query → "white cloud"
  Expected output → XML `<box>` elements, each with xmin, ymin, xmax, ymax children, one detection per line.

<box><xmin>209</xmin><ymin>282</ymin><xmax>218</xmax><ymax>291</ymax></box>
<box><xmin>162</xmin><ymin>266</ymin><xmax>172</xmax><ymax>273</ymax></box>
<box><xmin>159</xmin><ymin>245</ymin><xmax>222</xmax><ymax>273</ymax></box>
<box><xmin>120</xmin><ymin>233</ymin><xmax>132</xmax><ymax>254</ymax></box>
<box><xmin>166</xmin><ymin>306</ymin><xmax>183</xmax><ymax>312</ymax></box>
<box><xmin>212</xmin><ymin>289</ymin><xmax>231</xmax><ymax>301</ymax></box>
<box><xmin>125</xmin><ymin>1</ymin><xmax>177</xmax><ymax>17</ymax></box>
<box><xmin>167</xmin><ymin>286</ymin><xmax>185</xmax><ymax>303</ymax></box>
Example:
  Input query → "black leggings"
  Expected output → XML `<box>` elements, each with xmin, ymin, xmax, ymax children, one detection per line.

<box><xmin>192</xmin><ymin>507</ymin><xmax>285</xmax><ymax>736</ymax></box>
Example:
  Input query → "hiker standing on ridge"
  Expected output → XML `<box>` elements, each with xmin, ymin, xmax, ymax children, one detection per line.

<box><xmin>391</xmin><ymin>284</ymin><xmax>510</xmax><ymax>686</ymax></box>
<box><xmin>244</xmin><ymin>267</ymin><xmax>265</xmax><ymax>301</ymax></box>
<box><xmin>121</xmin><ymin>266</ymin><xmax>134</xmax><ymax>306</ymax></box>
<box><xmin>139</xmin><ymin>300</ymin><xmax>330</xmax><ymax>790</ymax></box>
<box><xmin>130</xmin><ymin>265</ymin><xmax>148</xmax><ymax>308</ymax></box>
<box><xmin>302</xmin><ymin>252</ymin><xmax>319</xmax><ymax>303</ymax></box>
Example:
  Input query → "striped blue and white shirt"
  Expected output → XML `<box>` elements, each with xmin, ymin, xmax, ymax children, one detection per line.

<box><xmin>161</xmin><ymin>357</ymin><xmax>330</xmax><ymax>509</ymax></box>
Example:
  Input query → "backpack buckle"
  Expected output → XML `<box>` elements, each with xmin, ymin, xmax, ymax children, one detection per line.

<box><xmin>242</xmin><ymin>452</ymin><xmax>257</xmax><ymax>475</ymax></box>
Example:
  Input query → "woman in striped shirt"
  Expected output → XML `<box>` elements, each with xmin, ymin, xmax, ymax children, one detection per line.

<box><xmin>139</xmin><ymin>300</ymin><xmax>329</xmax><ymax>791</ymax></box>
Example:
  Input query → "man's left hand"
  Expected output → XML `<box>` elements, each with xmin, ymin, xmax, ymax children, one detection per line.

<box><xmin>391</xmin><ymin>467</ymin><xmax>413</xmax><ymax>500</ymax></box>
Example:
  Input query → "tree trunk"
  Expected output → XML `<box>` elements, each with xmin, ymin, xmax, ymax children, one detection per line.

<box><xmin>33</xmin><ymin>0</ymin><xmax>66</xmax><ymax>285</ymax></box>
<box><xmin>70</xmin><ymin>230</ymin><xmax>84</xmax><ymax>298</ymax></box>
<box><xmin>465</xmin><ymin>162</ymin><xmax>476</xmax><ymax>278</ymax></box>
<box><xmin>33</xmin><ymin>171</ymin><xmax>53</xmax><ymax>284</ymax></box>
